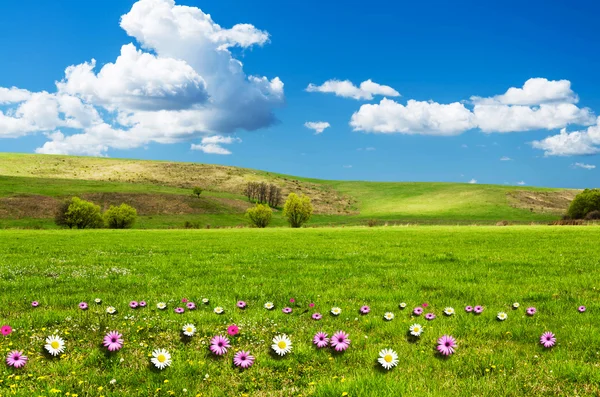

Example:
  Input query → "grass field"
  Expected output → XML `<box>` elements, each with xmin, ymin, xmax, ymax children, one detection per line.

<box><xmin>1</xmin><ymin>226</ymin><xmax>599</xmax><ymax>396</ymax></box>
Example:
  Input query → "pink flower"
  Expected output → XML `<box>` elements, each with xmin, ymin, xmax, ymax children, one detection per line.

<box><xmin>209</xmin><ymin>335</ymin><xmax>230</xmax><ymax>356</ymax></box>
<box><xmin>474</xmin><ymin>305</ymin><xmax>484</xmax><ymax>314</ymax></box>
<box><xmin>181</xmin><ymin>298</ymin><xmax>188</xmax><ymax>303</ymax></box>
<box><xmin>139</xmin><ymin>301</ymin><xmax>147</xmax><ymax>307</ymax></box>
<box><xmin>1</xmin><ymin>325</ymin><xmax>12</xmax><ymax>336</ymax></box>
<box><xmin>526</xmin><ymin>307</ymin><xmax>536</xmax><ymax>316</ymax></box>
<box><xmin>103</xmin><ymin>331</ymin><xmax>124</xmax><ymax>352</ymax></box>
<box><xmin>360</xmin><ymin>306</ymin><xmax>370</xmax><ymax>315</ymax></box>
<box><xmin>437</xmin><ymin>335</ymin><xmax>457</xmax><ymax>356</ymax></box>
<box><xmin>227</xmin><ymin>325</ymin><xmax>239</xmax><ymax>336</ymax></box>
<box><xmin>578</xmin><ymin>306</ymin><xmax>586</xmax><ymax>313</ymax></box>
<box><xmin>465</xmin><ymin>306</ymin><xmax>473</xmax><ymax>313</ymax></box>
<box><xmin>289</xmin><ymin>298</ymin><xmax>295</xmax><ymax>303</ymax></box>
<box><xmin>309</xmin><ymin>303</ymin><xmax>315</xmax><ymax>308</ymax></box>
<box><xmin>425</xmin><ymin>313</ymin><xmax>436</xmax><ymax>321</ymax></box>
<box><xmin>313</xmin><ymin>332</ymin><xmax>329</xmax><ymax>348</ymax></box>
<box><xmin>422</xmin><ymin>303</ymin><xmax>429</xmax><ymax>308</ymax></box>
<box><xmin>79</xmin><ymin>302</ymin><xmax>88</xmax><ymax>310</ymax></box>
<box><xmin>312</xmin><ymin>313</ymin><xmax>322</xmax><ymax>320</ymax></box>
<box><xmin>31</xmin><ymin>301</ymin><xmax>39</xmax><ymax>307</ymax></box>
<box><xmin>413</xmin><ymin>307</ymin><xmax>423</xmax><ymax>316</ymax></box>
<box><xmin>282</xmin><ymin>307</ymin><xmax>292</xmax><ymax>314</ymax></box>
<box><xmin>186</xmin><ymin>302</ymin><xmax>196</xmax><ymax>310</ymax></box>
<box><xmin>6</xmin><ymin>351</ymin><xmax>27</xmax><ymax>368</ymax></box>
<box><xmin>540</xmin><ymin>332</ymin><xmax>556</xmax><ymax>348</ymax></box>
<box><xmin>129</xmin><ymin>301</ymin><xmax>138</xmax><ymax>309</ymax></box>
<box><xmin>174</xmin><ymin>307</ymin><xmax>184</xmax><ymax>314</ymax></box>
<box><xmin>330</xmin><ymin>331</ymin><xmax>350</xmax><ymax>352</ymax></box>
<box><xmin>237</xmin><ymin>301</ymin><xmax>247</xmax><ymax>309</ymax></box>
<box><xmin>233</xmin><ymin>350</ymin><xmax>254</xmax><ymax>368</ymax></box>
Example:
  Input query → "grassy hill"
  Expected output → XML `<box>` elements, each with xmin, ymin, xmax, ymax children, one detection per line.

<box><xmin>0</xmin><ymin>152</ymin><xmax>577</xmax><ymax>228</ymax></box>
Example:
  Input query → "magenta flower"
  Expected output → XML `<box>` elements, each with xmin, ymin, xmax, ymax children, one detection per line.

<box><xmin>129</xmin><ymin>301</ymin><xmax>138</xmax><ymax>309</ymax></box>
<box><xmin>181</xmin><ymin>298</ymin><xmax>188</xmax><ymax>303</ymax></box>
<box><xmin>313</xmin><ymin>332</ymin><xmax>329</xmax><ymax>348</ymax></box>
<box><xmin>422</xmin><ymin>303</ymin><xmax>429</xmax><ymax>308</ymax></box>
<box><xmin>474</xmin><ymin>305</ymin><xmax>484</xmax><ymax>314</ymax></box>
<box><xmin>237</xmin><ymin>301</ymin><xmax>247</xmax><ymax>309</ymax></box>
<box><xmin>578</xmin><ymin>306</ymin><xmax>586</xmax><ymax>313</ymax></box>
<box><xmin>437</xmin><ymin>335</ymin><xmax>457</xmax><ymax>356</ymax></box>
<box><xmin>413</xmin><ymin>307</ymin><xmax>423</xmax><ymax>316</ymax></box>
<box><xmin>289</xmin><ymin>298</ymin><xmax>295</xmax><ymax>303</ymax></box>
<box><xmin>309</xmin><ymin>303</ymin><xmax>315</xmax><ymax>308</ymax></box>
<box><xmin>227</xmin><ymin>325</ymin><xmax>239</xmax><ymax>336</ymax></box>
<box><xmin>425</xmin><ymin>313</ymin><xmax>436</xmax><ymax>321</ymax></box>
<box><xmin>465</xmin><ymin>306</ymin><xmax>473</xmax><ymax>313</ymax></box>
<box><xmin>31</xmin><ymin>301</ymin><xmax>39</xmax><ymax>307</ymax></box>
<box><xmin>360</xmin><ymin>305</ymin><xmax>370</xmax><ymax>315</ymax></box>
<box><xmin>233</xmin><ymin>350</ymin><xmax>255</xmax><ymax>368</ymax></box>
<box><xmin>540</xmin><ymin>332</ymin><xmax>556</xmax><ymax>348</ymax></box>
<box><xmin>209</xmin><ymin>335</ymin><xmax>231</xmax><ymax>356</ymax></box>
<box><xmin>526</xmin><ymin>307</ymin><xmax>537</xmax><ymax>316</ymax></box>
<box><xmin>312</xmin><ymin>313</ymin><xmax>322</xmax><ymax>320</ymax></box>
<box><xmin>330</xmin><ymin>331</ymin><xmax>350</xmax><ymax>352</ymax></box>
<box><xmin>282</xmin><ymin>307</ymin><xmax>292</xmax><ymax>314</ymax></box>
<box><xmin>186</xmin><ymin>302</ymin><xmax>196</xmax><ymax>310</ymax></box>
<box><xmin>1</xmin><ymin>325</ymin><xmax>12</xmax><ymax>336</ymax></box>
<box><xmin>6</xmin><ymin>350</ymin><xmax>27</xmax><ymax>368</ymax></box>
<box><xmin>139</xmin><ymin>301</ymin><xmax>147</xmax><ymax>307</ymax></box>
<box><xmin>103</xmin><ymin>331</ymin><xmax>124</xmax><ymax>352</ymax></box>
<box><xmin>79</xmin><ymin>302</ymin><xmax>88</xmax><ymax>310</ymax></box>
<box><xmin>174</xmin><ymin>307</ymin><xmax>185</xmax><ymax>314</ymax></box>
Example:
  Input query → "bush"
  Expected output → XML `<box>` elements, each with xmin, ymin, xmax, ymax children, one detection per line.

<box><xmin>367</xmin><ymin>219</ymin><xmax>378</xmax><ymax>227</ymax></box>
<box><xmin>584</xmin><ymin>210</ymin><xmax>600</xmax><ymax>220</ymax></box>
<box><xmin>246</xmin><ymin>204</ymin><xmax>272</xmax><ymax>228</ymax></box>
<box><xmin>192</xmin><ymin>187</ymin><xmax>203</xmax><ymax>198</ymax></box>
<box><xmin>567</xmin><ymin>189</ymin><xmax>600</xmax><ymax>219</ymax></box>
<box><xmin>55</xmin><ymin>197</ymin><xmax>103</xmax><ymax>229</ymax></box>
<box><xmin>184</xmin><ymin>221</ymin><xmax>200</xmax><ymax>229</ymax></box>
<box><xmin>104</xmin><ymin>203</ymin><xmax>138</xmax><ymax>229</ymax></box>
<box><xmin>283</xmin><ymin>193</ymin><xmax>313</xmax><ymax>228</ymax></box>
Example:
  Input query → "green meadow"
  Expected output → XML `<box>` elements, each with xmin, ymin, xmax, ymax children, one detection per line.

<box><xmin>1</xmin><ymin>226</ymin><xmax>599</xmax><ymax>396</ymax></box>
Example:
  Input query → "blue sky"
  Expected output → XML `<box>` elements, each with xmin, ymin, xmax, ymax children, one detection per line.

<box><xmin>1</xmin><ymin>0</ymin><xmax>600</xmax><ymax>188</ymax></box>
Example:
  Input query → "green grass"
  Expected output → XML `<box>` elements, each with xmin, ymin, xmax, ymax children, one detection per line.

<box><xmin>1</xmin><ymin>226</ymin><xmax>599</xmax><ymax>396</ymax></box>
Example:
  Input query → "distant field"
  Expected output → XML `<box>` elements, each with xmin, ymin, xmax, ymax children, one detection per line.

<box><xmin>0</xmin><ymin>226</ymin><xmax>599</xmax><ymax>396</ymax></box>
<box><xmin>0</xmin><ymin>153</ymin><xmax>578</xmax><ymax>228</ymax></box>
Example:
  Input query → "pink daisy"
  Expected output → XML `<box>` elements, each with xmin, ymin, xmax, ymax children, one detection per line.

<box><xmin>425</xmin><ymin>313</ymin><xmax>436</xmax><ymax>321</ymax></box>
<box><xmin>313</xmin><ymin>332</ymin><xmax>329</xmax><ymax>348</ymax></box>
<box><xmin>1</xmin><ymin>325</ymin><xmax>12</xmax><ymax>336</ymax></box>
<box><xmin>578</xmin><ymin>306</ymin><xmax>586</xmax><ymax>313</ymax></box>
<box><xmin>227</xmin><ymin>325</ymin><xmax>239</xmax><ymax>336</ymax></box>
<box><xmin>465</xmin><ymin>305</ymin><xmax>473</xmax><ymax>313</ymax></box>
<box><xmin>209</xmin><ymin>335</ymin><xmax>230</xmax><ymax>356</ymax></box>
<box><xmin>174</xmin><ymin>307</ymin><xmax>185</xmax><ymax>314</ymax></box>
<box><xmin>309</xmin><ymin>303</ymin><xmax>315</xmax><ymax>308</ymax></box>
<box><xmin>237</xmin><ymin>301</ymin><xmax>247</xmax><ymax>309</ymax></box>
<box><xmin>330</xmin><ymin>331</ymin><xmax>350</xmax><ymax>352</ymax></box>
<box><xmin>31</xmin><ymin>301</ymin><xmax>39</xmax><ymax>307</ymax></box>
<box><xmin>437</xmin><ymin>335</ymin><xmax>457</xmax><ymax>356</ymax></box>
<box><xmin>474</xmin><ymin>305</ymin><xmax>484</xmax><ymax>314</ymax></box>
<box><xmin>360</xmin><ymin>305</ymin><xmax>370</xmax><ymax>315</ymax></box>
<box><xmin>6</xmin><ymin>351</ymin><xmax>27</xmax><ymax>368</ymax></box>
<box><xmin>413</xmin><ymin>307</ymin><xmax>423</xmax><ymax>316</ymax></box>
<box><xmin>526</xmin><ymin>307</ymin><xmax>536</xmax><ymax>316</ymax></box>
<box><xmin>79</xmin><ymin>302</ymin><xmax>88</xmax><ymax>310</ymax></box>
<box><xmin>129</xmin><ymin>301</ymin><xmax>138</xmax><ymax>309</ymax></box>
<box><xmin>103</xmin><ymin>331</ymin><xmax>124</xmax><ymax>352</ymax></box>
<box><xmin>540</xmin><ymin>332</ymin><xmax>556</xmax><ymax>348</ymax></box>
<box><xmin>186</xmin><ymin>302</ymin><xmax>196</xmax><ymax>310</ymax></box>
<box><xmin>422</xmin><ymin>303</ymin><xmax>429</xmax><ymax>307</ymax></box>
<box><xmin>233</xmin><ymin>350</ymin><xmax>255</xmax><ymax>369</ymax></box>
<box><xmin>181</xmin><ymin>298</ymin><xmax>188</xmax><ymax>303</ymax></box>
<box><xmin>139</xmin><ymin>301</ymin><xmax>147</xmax><ymax>307</ymax></box>
<box><xmin>282</xmin><ymin>307</ymin><xmax>292</xmax><ymax>314</ymax></box>
<box><xmin>289</xmin><ymin>298</ymin><xmax>296</xmax><ymax>303</ymax></box>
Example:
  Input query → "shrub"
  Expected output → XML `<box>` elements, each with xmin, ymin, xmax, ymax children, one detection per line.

<box><xmin>184</xmin><ymin>221</ymin><xmax>200</xmax><ymax>229</ymax></box>
<box><xmin>283</xmin><ymin>193</ymin><xmax>313</xmax><ymax>228</ymax></box>
<box><xmin>56</xmin><ymin>197</ymin><xmax>103</xmax><ymax>229</ymax></box>
<box><xmin>55</xmin><ymin>198</ymin><xmax>76</xmax><ymax>229</ymax></box>
<box><xmin>584</xmin><ymin>210</ymin><xmax>600</xmax><ymax>220</ymax></box>
<box><xmin>192</xmin><ymin>187</ymin><xmax>203</xmax><ymax>198</ymax></box>
<box><xmin>104</xmin><ymin>203</ymin><xmax>138</xmax><ymax>229</ymax></box>
<box><xmin>246</xmin><ymin>204</ymin><xmax>273</xmax><ymax>228</ymax></box>
<box><xmin>367</xmin><ymin>219</ymin><xmax>378</xmax><ymax>227</ymax></box>
<box><xmin>567</xmin><ymin>189</ymin><xmax>600</xmax><ymax>219</ymax></box>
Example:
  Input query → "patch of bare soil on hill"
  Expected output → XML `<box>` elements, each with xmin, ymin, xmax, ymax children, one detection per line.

<box><xmin>0</xmin><ymin>195</ymin><xmax>60</xmax><ymax>218</ymax></box>
<box><xmin>507</xmin><ymin>190</ymin><xmax>578</xmax><ymax>214</ymax></box>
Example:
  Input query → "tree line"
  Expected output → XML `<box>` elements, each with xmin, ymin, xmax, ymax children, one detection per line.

<box><xmin>244</xmin><ymin>182</ymin><xmax>282</xmax><ymax>208</ymax></box>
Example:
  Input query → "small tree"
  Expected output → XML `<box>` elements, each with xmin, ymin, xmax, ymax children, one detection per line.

<box><xmin>283</xmin><ymin>193</ymin><xmax>313</xmax><ymax>228</ymax></box>
<box><xmin>246</xmin><ymin>204</ymin><xmax>272</xmax><ymax>228</ymax></box>
<box><xmin>55</xmin><ymin>198</ymin><xmax>76</xmax><ymax>229</ymax></box>
<box><xmin>63</xmin><ymin>197</ymin><xmax>104</xmax><ymax>229</ymax></box>
<box><xmin>567</xmin><ymin>189</ymin><xmax>600</xmax><ymax>219</ymax></box>
<box><xmin>104</xmin><ymin>203</ymin><xmax>138</xmax><ymax>229</ymax></box>
<box><xmin>192</xmin><ymin>187</ymin><xmax>203</xmax><ymax>198</ymax></box>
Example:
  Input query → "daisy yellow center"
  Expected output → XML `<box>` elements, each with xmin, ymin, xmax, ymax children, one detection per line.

<box><xmin>384</xmin><ymin>354</ymin><xmax>393</xmax><ymax>363</ymax></box>
<box><xmin>414</xmin><ymin>327</ymin><xmax>420</xmax><ymax>332</ymax></box>
<box><xmin>157</xmin><ymin>354</ymin><xmax>166</xmax><ymax>363</ymax></box>
<box><xmin>277</xmin><ymin>341</ymin><xmax>287</xmax><ymax>349</ymax></box>
<box><xmin>51</xmin><ymin>341</ymin><xmax>59</xmax><ymax>349</ymax></box>
<box><xmin>186</xmin><ymin>327</ymin><xmax>192</xmax><ymax>332</ymax></box>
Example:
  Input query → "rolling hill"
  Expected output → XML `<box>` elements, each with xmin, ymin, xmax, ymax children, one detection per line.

<box><xmin>0</xmin><ymin>152</ymin><xmax>577</xmax><ymax>228</ymax></box>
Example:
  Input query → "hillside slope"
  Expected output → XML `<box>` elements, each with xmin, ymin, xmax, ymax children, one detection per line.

<box><xmin>0</xmin><ymin>153</ymin><xmax>577</xmax><ymax>228</ymax></box>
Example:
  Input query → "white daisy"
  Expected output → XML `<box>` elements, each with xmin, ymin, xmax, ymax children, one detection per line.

<box><xmin>157</xmin><ymin>302</ymin><xmax>167</xmax><ymax>310</ymax></box>
<box><xmin>399</xmin><ymin>302</ymin><xmax>407</xmax><ymax>309</ymax></box>
<box><xmin>202</xmin><ymin>298</ymin><xmax>209</xmax><ymax>304</ymax></box>
<box><xmin>497</xmin><ymin>312</ymin><xmax>508</xmax><ymax>321</ymax></box>
<box><xmin>151</xmin><ymin>348</ymin><xmax>172</xmax><ymax>370</ymax></box>
<box><xmin>383</xmin><ymin>312</ymin><xmax>395</xmax><ymax>321</ymax></box>
<box><xmin>378</xmin><ymin>348</ymin><xmax>399</xmax><ymax>370</ymax></box>
<box><xmin>513</xmin><ymin>302</ymin><xmax>520</xmax><ymax>309</ymax></box>
<box><xmin>94</xmin><ymin>298</ymin><xmax>102</xmax><ymax>304</ymax></box>
<box><xmin>44</xmin><ymin>335</ymin><xmax>65</xmax><ymax>356</ymax></box>
<box><xmin>409</xmin><ymin>323</ymin><xmax>423</xmax><ymax>336</ymax></box>
<box><xmin>331</xmin><ymin>307</ymin><xmax>342</xmax><ymax>316</ymax></box>
<box><xmin>106</xmin><ymin>306</ymin><xmax>116</xmax><ymax>314</ymax></box>
<box><xmin>444</xmin><ymin>307</ymin><xmax>455</xmax><ymax>316</ymax></box>
<box><xmin>214</xmin><ymin>306</ymin><xmax>224</xmax><ymax>314</ymax></box>
<box><xmin>271</xmin><ymin>334</ymin><xmax>292</xmax><ymax>356</ymax></box>
<box><xmin>264</xmin><ymin>302</ymin><xmax>274</xmax><ymax>310</ymax></box>
<box><xmin>182</xmin><ymin>324</ymin><xmax>196</xmax><ymax>337</ymax></box>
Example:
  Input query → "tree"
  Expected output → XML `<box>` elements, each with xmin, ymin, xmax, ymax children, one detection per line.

<box><xmin>246</xmin><ymin>204</ymin><xmax>272</xmax><ymax>228</ymax></box>
<box><xmin>104</xmin><ymin>203</ymin><xmax>138</xmax><ymax>229</ymax></box>
<box><xmin>283</xmin><ymin>193</ymin><xmax>313</xmax><ymax>228</ymax></box>
<box><xmin>244</xmin><ymin>182</ymin><xmax>282</xmax><ymax>207</ymax></box>
<box><xmin>567</xmin><ymin>189</ymin><xmax>600</xmax><ymax>219</ymax></box>
<box><xmin>192</xmin><ymin>187</ymin><xmax>203</xmax><ymax>198</ymax></box>
<box><xmin>55</xmin><ymin>198</ymin><xmax>76</xmax><ymax>229</ymax></box>
<box><xmin>57</xmin><ymin>197</ymin><xmax>103</xmax><ymax>229</ymax></box>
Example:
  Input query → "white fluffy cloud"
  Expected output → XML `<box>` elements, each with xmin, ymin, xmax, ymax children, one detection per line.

<box><xmin>0</xmin><ymin>0</ymin><xmax>283</xmax><ymax>155</ymax></box>
<box><xmin>468</xmin><ymin>179</ymin><xmax>477</xmax><ymax>184</ymax></box>
<box><xmin>190</xmin><ymin>135</ymin><xmax>241</xmax><ymax>155</ymax></box>
<box><xmin>471</xmin><ymin>78</ymin><xmax>578</xmax><ymax>106</ymax></box>
<box><xmin>304</xmin><ymin>121</ymin><xmax>330</xmax><ymax>134</ymax></box>
<box><xmin>531</xmin><ymin>121</ymin><xmax>600</xmax><ymax>156</ymax></box>
<box><xmin>306</xmin><ymin>79</ymin><xmax>400</xmax><ymax>100</ymax></box>
<box><xmin>572</xmin><ymin>162</ymin><xmax>596</xmax><ymax>170</ymax></box>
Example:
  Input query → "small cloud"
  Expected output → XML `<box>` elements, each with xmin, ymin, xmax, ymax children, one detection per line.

<box><xmin>461</xmin><ymin>144</ymin><xmax>468</xmax><ymax>148</ymax></box>
<box><xmin>191</xmin><ymin>135</ymin><xmax>241</xmax><ymax>155</ymax></box>
<box><xmin>517</xmin><ymin>181</ymin><xmax>526</xmax><ymax>185</ymax></box>
<box><xmin>571</xmin><ymin>162</ymin><xmax>596</xmax><ymax>170</ymax></box>
<box><xmin>468</xmin><ymin>179</ymin><xmax>477</xmax><ymax>184</ymax></box>
<box><xmin>343</xmin><ymin>165</ymin><xmax>353</xmax><ymax>168</ymax></box>
<box><xmin>304</xmin><ymin>121</ymin><xmax>330</xmax><ymax>134</ymax></box>
<box><xmin>500</xmin><ymin>156</ymin><xmax>512</xmax><ymax>161</ymax></box>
